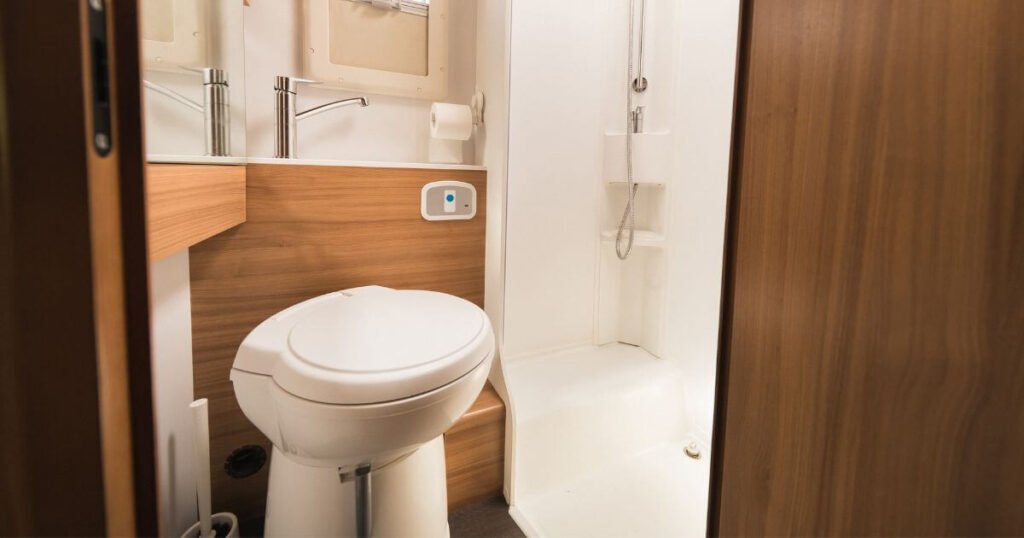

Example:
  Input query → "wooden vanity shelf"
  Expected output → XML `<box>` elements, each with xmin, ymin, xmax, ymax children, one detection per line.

<box><xmin>145</xmin><ymin>164</ymin><xmax>246</xmax><ymax>261</ymax></box>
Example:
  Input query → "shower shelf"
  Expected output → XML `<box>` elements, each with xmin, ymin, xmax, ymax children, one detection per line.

<box><xmin>600</xmin><ymin>229</ymin><xmax>665</xmax><ymax>248</ymax></box>
<box><xmin>606</xmin><ymin>179</ymin><xmax>666</xmax><ymax>186</ymax></box>
<box><xmin>603</xmin><ymin>131</ymin><xmax>672</xmax><ymax>185</ymax></box>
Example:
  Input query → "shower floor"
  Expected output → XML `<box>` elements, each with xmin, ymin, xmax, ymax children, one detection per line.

<box><xmin>510</xmin><ymin>442</ymin><xmax>708</xmax><ymax>538</ymax></box>
<box><xmin>502</xmin><ymin>343</ymin><xmax>709</xmax><ymax>538</ymax></box>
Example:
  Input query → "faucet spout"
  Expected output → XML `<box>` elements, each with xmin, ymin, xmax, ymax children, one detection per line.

<box><xmin>296</xmin><ymin>97</ymin><xmax>370</xmax><ymax>121</ymax></box>
<box><xmin>274</xmin><ymin>75</ymin><xmax>369</xmax><ymax>159</ymax></box>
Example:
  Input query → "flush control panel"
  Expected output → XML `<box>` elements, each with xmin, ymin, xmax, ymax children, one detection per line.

<box><xmin>421</xmin><ymin>181</ymin><xmax>477</xmax><ymax>221</ymax></box>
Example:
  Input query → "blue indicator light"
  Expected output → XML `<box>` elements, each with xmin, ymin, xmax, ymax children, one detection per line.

<box><xmin>446</xmin><ymin>194</ymin><xmax>455</xmax><ymax>202</ymax></box>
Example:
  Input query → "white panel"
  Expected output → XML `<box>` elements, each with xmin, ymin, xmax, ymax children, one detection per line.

<box><xmin>474</xmin><ymin>0</ymin><xmax>510</xmax><ymax>365</ymax></box>
<box><xmin>150</xmin><ymin>251</ymin><xmax>197</xmax><ymax>537</ymax></box>
<box><xmin>662</xmin><ymin>0</ymin><xmax>742</xmax><ymax>442</ymax></box>
<box><xmin>602</xmin><ymin>132</ymin><xmax>672</xmax><ymax>184</ymax></box>
<box><xmin>502</xmin><ymin>0</ymin><xmax>611</xmax><ymax>358</ymax></box>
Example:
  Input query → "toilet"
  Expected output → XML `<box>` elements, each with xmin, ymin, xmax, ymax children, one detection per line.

<box><xmin>230</xmin><ymin>285</ymin><xmax>495</xmax><ymax>537</ymax></box>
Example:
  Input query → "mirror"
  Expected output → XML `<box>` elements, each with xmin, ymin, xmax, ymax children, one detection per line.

<box><xmin>141</xmin><ymin>0</ymin><xmax>247</xmax><ymax>161</ymax></box>
<box><xmin>303</xmin><ymin>0</ymin><xmax>449</xmax><ymax>99</ymax></box>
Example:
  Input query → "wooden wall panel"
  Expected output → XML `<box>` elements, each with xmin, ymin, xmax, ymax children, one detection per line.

<box><xmin>445</xmin><ymin>383</ymin><xmax>505</xmax><ymax>511</ymax></box>
<box><xmin>189</xmin><ymin>164</ymin><xmax>486</xmax><ymax>526</ymax></box>
<box><xmin>712</xmin><ymin>0</ymin><xmax>1024</xmax><ymax>535</ymax></box>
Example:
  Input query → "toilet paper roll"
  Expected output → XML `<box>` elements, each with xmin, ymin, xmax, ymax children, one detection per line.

<box><xmin>430</xmin><ymin>102</ymin><xmax>474</xmax><ymax>141</ymax></box>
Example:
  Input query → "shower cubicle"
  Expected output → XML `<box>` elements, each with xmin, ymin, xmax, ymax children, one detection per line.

<box><xmin>490</xmin><ymin>0</ymin><xmax>742</xmax><ymax>535</ymax></box>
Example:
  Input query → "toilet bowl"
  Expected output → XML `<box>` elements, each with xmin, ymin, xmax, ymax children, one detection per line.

<box><xmin>230</xmin><ymin>285</ymin><xmax>495</xmax><ymax>537</ymax></box>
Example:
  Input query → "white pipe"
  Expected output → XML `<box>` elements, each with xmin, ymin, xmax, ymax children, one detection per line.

<box><xmin>190</xmin><ymin>399</ymin><xmax>214</xmax><ymax>538</ymax></box>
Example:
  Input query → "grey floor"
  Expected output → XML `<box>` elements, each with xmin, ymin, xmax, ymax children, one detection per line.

<box><xmin>449</xmin><ymin>498</ymin><xmax>526</xmax><ymax>538</ymax></box>
<box><xmin>240</xmin><ymin>497</ymin><xmax>524</xmax><ymax>537</ymax></box>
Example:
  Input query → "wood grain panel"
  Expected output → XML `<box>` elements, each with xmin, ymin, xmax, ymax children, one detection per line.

<box><xmin>445</xmin><ymin>383</ymin><xmax>505</xmax><ymax>511</ymax></box>
<box><xmin>190</xmin><ymin>164</ymin><xmax>486</xmax><ymax>525</ymax></box>
<box><xmin>713</xmin><ymin>0</ymin><xmax>1024</xmax><ymax>535</ymax></box>
<box><xmin>146</xmin><ymin>164</ymin><xmax>246</xmax><ymax>261</ymax></box>
<box><xmin>1</xmin><ymin>0</ymin><xmax>156</xmax><ymax>534</ymax></box>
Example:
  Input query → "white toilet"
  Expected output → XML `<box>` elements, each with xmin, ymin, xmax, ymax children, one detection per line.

<box><xmin>230</xmin><ymin>285</ymin><xmax>495</xmax><ymax>537</ymax></box>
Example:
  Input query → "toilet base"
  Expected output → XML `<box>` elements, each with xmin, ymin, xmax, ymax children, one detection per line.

<box><xmin>264</xmin><ymin>436</ymin><xmax>450</xmax><ymax>538</ymax></box>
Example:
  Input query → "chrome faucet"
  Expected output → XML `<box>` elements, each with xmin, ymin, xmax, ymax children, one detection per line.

<box><xmin>144</xmin><ymin>67</ymin><xmax>230</xmax><ymax>157</ymax></box>
<box><xmin>274</xmin><ymin>76</ymin><xmax>369</xmax><ymax>159</ymax></box>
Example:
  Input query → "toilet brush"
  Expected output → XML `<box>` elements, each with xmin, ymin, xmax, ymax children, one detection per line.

<box><xmin>182</xmin><ymin>399</ymin><xmax>239</xmax><ymax>538</ymax></box>
<box><xmin>190</xmin><ymin>399</ymin><xmax>214</xmax><ymax>538</ymax></box>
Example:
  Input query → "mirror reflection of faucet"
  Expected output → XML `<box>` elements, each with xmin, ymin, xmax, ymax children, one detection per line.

<box><xmin>143</xmin><ymin>67</ymin><xmax>231</xmax><ymax>157</ymax></box>
<box><xmin>274</xmin><ymin>76</ymin><xmax>370</xmax><ymax>159</ymax></box>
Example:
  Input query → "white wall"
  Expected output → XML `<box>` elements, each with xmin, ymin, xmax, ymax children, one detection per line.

<box><xmin>243</xmin><ymin>0</ymin><xmax>478</xmax><ymax>163</ymax></box>
<box><xmin>150</xmin><ymin>251</ymin><xmax>197</xmax><ymax>537</ymax></box>
<box><xmin>474</xmin><ymin>0</ymin><xmax>510</xmax><ymax>388</ymax></box>
<box><xmin>501</xmin><ymin>0</ymin><xmax>687</xmax><ymax>360</ymax></box>
<box><xmin>501</xmin><ymin>0</ymin><xmax>612</xmax><ymax>359</ymax></box>
<box><xmin>662</xmin><ymin>0</ymin><xmax>741</xmax><ymax>442</ymax></box>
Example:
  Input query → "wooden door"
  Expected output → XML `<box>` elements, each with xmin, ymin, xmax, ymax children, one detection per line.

<box><xmin>0</xmin><ymin>1</ymin><xmax>156</xmax><ymax>535</ymax></box>
<box><xmin>712</xmin><ymin>0</ymin><xmax>1024</xmax><ymax>535</ymax></box>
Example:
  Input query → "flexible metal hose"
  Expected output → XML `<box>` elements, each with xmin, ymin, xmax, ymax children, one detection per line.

<box><xmin>615</xmin><ymin>0</ymin><xmax>640</xmax><ymax>260</ymax></box>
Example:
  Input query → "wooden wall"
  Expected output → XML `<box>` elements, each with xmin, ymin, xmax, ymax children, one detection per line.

<box><xmin>712</xmin><ymin>0</ymin><xmax>1024</xmax><ymax>535</ymax></box>
<box><xmin>189</xmin><ymin>164</ymin><xmax>487</xmax><ymax>526</ymax></box>
<box><xmin>444</xmin><ymin>383</ymin><xmax>505</xmax><ymax>511</ymax></box>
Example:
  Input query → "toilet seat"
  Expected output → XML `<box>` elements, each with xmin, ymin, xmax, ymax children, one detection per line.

<box><xmin>233</xmin><ymin>286</ymin><xmax>493</xmax><ymax>405</ymax></box>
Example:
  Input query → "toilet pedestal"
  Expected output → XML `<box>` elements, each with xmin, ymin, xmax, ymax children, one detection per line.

<box><xmin>264</xmin><ymin>436</ymin><xmax>450</xmax><ymax>538</ymax></box>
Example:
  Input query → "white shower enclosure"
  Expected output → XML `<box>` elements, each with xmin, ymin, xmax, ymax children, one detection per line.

<box><xmin>488</xmin><ymin>0</ymin><xmax>742</xmax><ymax>535</ymax></box>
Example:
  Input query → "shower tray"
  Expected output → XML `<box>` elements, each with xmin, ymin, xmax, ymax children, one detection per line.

<box><xmin>502</xmin><ymin>343</ymin><xmax>709</xmax><ymax>537</ymax></box>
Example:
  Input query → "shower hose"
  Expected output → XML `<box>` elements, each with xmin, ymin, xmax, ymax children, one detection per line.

<box><xmin>615</xmin><ymin>0</ymin><xmax>641</xmax><ymax>260</ymax></box>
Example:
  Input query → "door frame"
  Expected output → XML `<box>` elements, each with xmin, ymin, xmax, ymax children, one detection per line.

<box><xmin>707</xmin><ymin>0</ymin><xmax>752</xmax><ymax>535</ymax></box>
<box><xmin>0</xmin><ymin>0</ymin><xmax>156</xmax><ymax>534</ymax></box>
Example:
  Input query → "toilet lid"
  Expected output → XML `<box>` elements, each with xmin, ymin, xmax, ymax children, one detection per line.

<box><xmin>232</xmin><ymin>286</ymin><xmax>494</xmax><ymax>405</ymax></box>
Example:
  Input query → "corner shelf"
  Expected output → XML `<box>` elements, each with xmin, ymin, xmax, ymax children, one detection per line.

<box><xmin>600</xmin><ymin>229</ymin><xmax>665</xmax><ymax>249</ymax></box>
<box><xmin>605</xmin><ymin>179</ymin><xmax>667</xmax><ymax>187</ymax></box>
